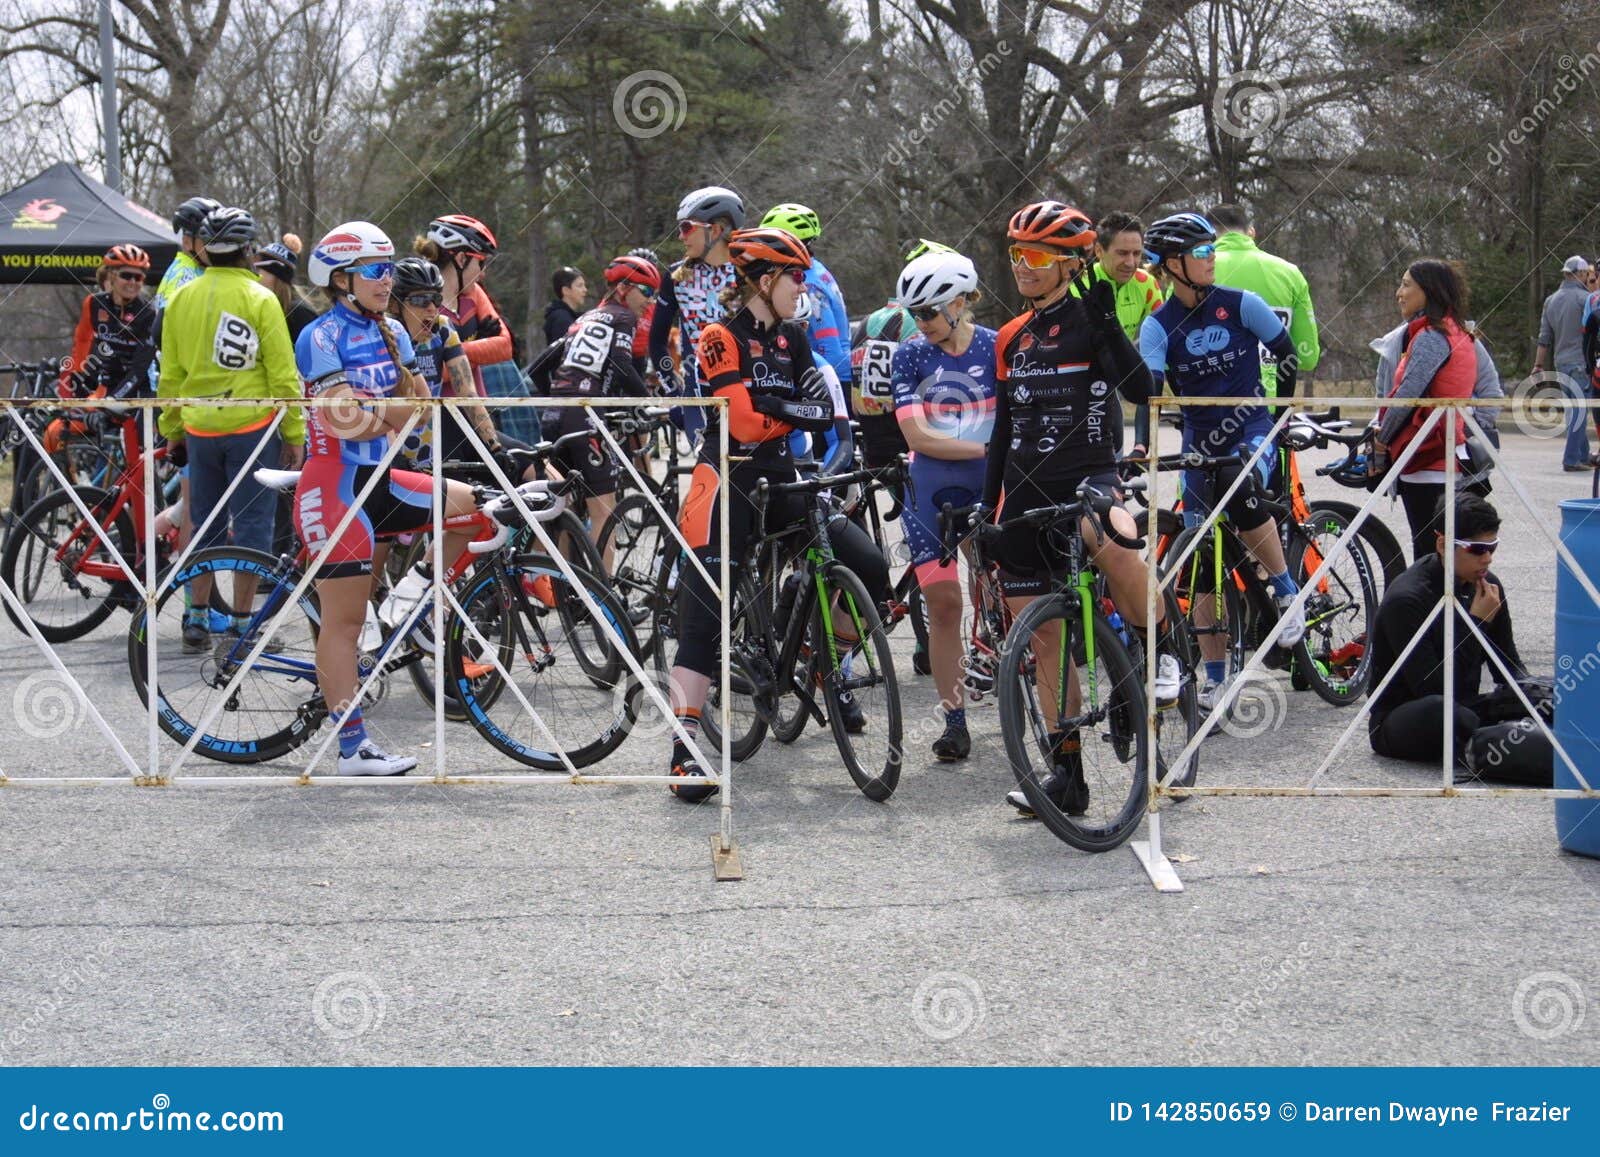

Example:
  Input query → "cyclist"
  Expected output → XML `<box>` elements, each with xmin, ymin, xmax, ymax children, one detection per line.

<box><xmin>626</xmin><ymin>247</ymin><xmax>664</xmax><ymax>378</ymax></box>
<box><xmin>1139</xmin><ymin>212</ymin><xmax>1306</xmax><ymax>710</ymax></box>
<box><xmin>891</xmin><ymin>248</ymin><xmax>994</xmax><ymax>761</ymax></box>
<box><xmin>59</xmin><ymin>244</ymin><xmax>157</xmax><ymax>402</ymax></box>
<box><xmin>526</xmin><ymin>254</ymin><xmax>660</xmax><ymax>567</ymax></box>
<box><xmin>296</xmin><ymin>221</ymin><xmax>481</xmax><ymax>776</ymax></box>
<box><xmin>649</xmin><ymin>186</ymin><xmax>744</xmax><ymax>444</ymax></box>
<box><xmin>153</xmin><ymin>195</ymin><xmax>220</xmax><ymax>311</ymax></box>
<box><xmin>254</xmin><ymin>234</ymin><xmax>321</xmax><ymax>342</ymax></box>
<box><xmin>757</xmin><ymin>203</ymin><xmax>853</xmax><ymax>464</ymax></box>
<box><xmin>980</xmin><ymin>201</ymin><xmax>1172</xmax><ymax>816</ymax></box>
<box><xmin>1069</xmin><ymin>212</ymin><xmax>1165</xmax><ymax>456</ymax></box>
<box><xmin>665</xmin><ymin>226</ymin><xmax>889</xmax><ymax>802</ymax></box>
<box><xmin>414</xmin><ymin>214</ymin><xmax>511</xmax><ymax>399</ymax></box>
<box><xmin>158</xmin><ymin>207</ymin><xmax>306</xmax><ymax>652</ymax></box>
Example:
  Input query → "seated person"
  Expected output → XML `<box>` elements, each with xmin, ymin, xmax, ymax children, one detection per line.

<box><xmin>1367</xmin><ymin>493</ymin><xmax>1552</xmax><ymax>785</ymax></box>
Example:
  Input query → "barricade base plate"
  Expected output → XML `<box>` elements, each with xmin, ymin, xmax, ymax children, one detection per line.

<box><xmin>712</xmin><ymin>834</ymin><xmax>744</xmax><ymax>882</ymax></box>
<box><xmin>1131</xmin><ymin>840</ymin><xmax>1184</xmax><ymax>892</ymax></box>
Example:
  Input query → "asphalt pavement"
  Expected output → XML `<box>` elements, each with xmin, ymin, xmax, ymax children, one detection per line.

<box><xmin>2</xmin><ymin>429</ymin><xmax>1599</xmax><ymax>1066</ymax></box>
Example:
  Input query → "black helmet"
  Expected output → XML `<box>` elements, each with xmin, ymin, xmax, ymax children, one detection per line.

<box><xmin>392</xmin><ymin>257</ymin><xmax>445</xmax><ymax>296</ymax></box>
<box><xmin>199</xmin><ymin>206</ymin><xmax>257</xmax><ymax>255</ymax></box>
<box><xmin>172</xmin><ymin>195</ymin><xmax>222</xmax><ymax>237</ymax></box>
<box><xmin>1143</xmin><ymin>212</ymin><xmax>1217</xmax><ymax>260</ymax></box>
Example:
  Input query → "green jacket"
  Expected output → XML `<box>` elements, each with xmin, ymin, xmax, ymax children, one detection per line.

<box><xmin>1069</xmin><ymin>262</ymin><xmax>1167</xmax><ymax>344</ymax></box>
<box><xmin>1212</xmin><ymin>231</ymin><xmax>1321</xmax><ymax>396</ymax></box>
<box><xmin>157</xmin><ymin>266</ymin><xmax>305</xmax><ymax>443</ymax></box>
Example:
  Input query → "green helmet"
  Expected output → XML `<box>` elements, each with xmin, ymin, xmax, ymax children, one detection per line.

<box><xmin>903</xmin><ymin>238</ymin><xmax>956</xmax><ymax>263</ymax></box>
<box><xmin>760</xmin><ymin>202</ymin><xmax>821</xmax><ymax>242</ymax></box>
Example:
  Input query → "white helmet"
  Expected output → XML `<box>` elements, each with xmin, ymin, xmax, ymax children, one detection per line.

<box><xmin>675</xmin><ymin>185</ymin><xmax>745</xmax><ymax>227</ymax></box>
<box><xmin>308</xmin><ymin>221</ymin><xmax>395</xmax><ymax>287</ymax></box>
<box><xmin>896</xmin><ymin>250</ymin><xmax>978</xmax><ymax>312</ymax></box>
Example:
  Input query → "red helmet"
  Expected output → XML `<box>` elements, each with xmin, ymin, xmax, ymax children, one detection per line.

<box><xmin>604</xmin><ymin>254</ymin><xmax>662</xmax><ymax>291</ymax></box>
<box><xmin>726</xmin><ymin>227</ymin><xmax>812</xmax><ymax>272</ymax></box>
<box><xmin>426</xmin><ymin>213</ymin><xmax>498</xmax><ymax>255</ymax></box>
<box><xmin>102</xmin><ymin>243</ymin><xmax>151</xmax><ymax>271</ymax></box>
<box><xmin>1007</xmin><ymin>201</ymin><xmax>1095</xmax><ymax>251</ymax></box>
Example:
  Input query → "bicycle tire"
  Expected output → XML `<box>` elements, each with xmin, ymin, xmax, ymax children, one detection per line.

<box><xmin>1161</xmin><ymin>525</ymin><xmax>1245</xmax><ymax>682</ymax></box>
<box><xmin>1</xmin><ymin>484</ymin><xmax>133</xmax><ymax>642</ymax></box>
<box><xmin>815</xmin><ymin>562</ymin><xmax>902</xmax><ymax>801</ymax></box>
<box><xmin>997</xmin><ymin>594</ymin><xmax>1149</xmax><ymax>852</ymax></box>
<box><xmin>597</xmin><ymin>492</ymin><xmax>667</xmax><ymax>661</ymax></box>
<box><xmin>1312</xmin><ymin>498</ymin><xmax>1407</xmax><ymax>590</ymax></box>
<box><xmin>701</xmin><ymin>568</ymin><xmax>772</xmax><ymax>763</ymax></box>
<box><xmin>1290</xmin><ymin>507</ymin><xmax>1379</xmax><ymax>706</ymax></box>
<box><xmin>446</xmin><ymin>555</ymin><xmax>638</xmax><ymax>769</ymax></box>
<box><xmin>128</xmin><ymin>547</ymin><xmax>324</xmax><ymax>764</ymax></box>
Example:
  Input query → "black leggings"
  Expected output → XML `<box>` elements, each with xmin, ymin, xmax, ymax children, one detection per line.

<box><xmin>1397</xmin><ymin>478</ymin><xmax>1491</xmax><ymax>562</ymax></box>
<box><xmin>1370</xmin><ymin>696</ymin><xmax>1479</xmax><ymax>766</ymax></box>
<box><xmin>673</xmin><ymin>465</ymin><xmax>890</xmax><ymax>678</ymax></box>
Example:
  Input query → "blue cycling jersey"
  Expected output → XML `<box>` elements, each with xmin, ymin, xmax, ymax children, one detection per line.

<box><xmin>1139</xmin><ymin>286</ymin><xmax>1290</xmax><ymax>439</ymax></box>
<box><xmin>295</xmin><ymin>300</ymin><xmax>418</xmax><ymax>466</ymax></box>
<box><xmin>891</xmin><ymin>326</ymin><xmax>998</xmax><ymax>448</ymax></box>
<box><xmin>805</xmin><ymin>259</ymin><xmax>852</xmax><ymax>385</ymax></box>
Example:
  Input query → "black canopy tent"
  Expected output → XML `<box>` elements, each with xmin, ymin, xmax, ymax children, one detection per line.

<box><xmin>0</xmin><ymin>162</ymin><xmax>178</xmax><ymax>285</ymax></box>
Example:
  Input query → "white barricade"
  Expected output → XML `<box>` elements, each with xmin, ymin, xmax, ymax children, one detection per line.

<box><xmin>1134</xmin><ymin>395</ymin><xmax>1600</xmax><ymax>892</ymax></box>
<box><xmin>0</xmin><ymin>393</ymin><xmax>742</xmax><ymax>878</ymax></box>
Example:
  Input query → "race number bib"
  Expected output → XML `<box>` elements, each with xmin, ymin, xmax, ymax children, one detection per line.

<box><xmin>562</xmin><ymin>319</ymin><xmax>613</xmax><ymax>375</ymax></box>
<box><xmin>855</xmin><ymin>339</ymin><xmax>896</xmax><ymax>415</ymax></box>
<box><xmin>1259</xmin><ymin>305</ymin><xmax>1293</xmax><ymax>365</ymax></box>
<box><xmin>212</xmin><ymin>311</ymin><xmax>259</xmax><ymax>371</ymax></box>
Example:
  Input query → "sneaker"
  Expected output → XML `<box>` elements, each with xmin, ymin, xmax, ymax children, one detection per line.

<box><xmin>931</xmin><ymin>720</ymin><xmax>971</xmax><ymax>761</ymax></box>
<box><xmin>359</xmin><ymin>603</ymin><xmax>383</xmax><ymax>653</ymax></box>
<box><xmin>336</xmin><ymin>743</ymin><xmax>417</xmax><ymax>777</ymax></box>
<box><xmin>1197</xmin><ymin>675</ymin><xmax>1234</xmax><ymax>713</ymax></box>
<box><xmin>1153</xmin><ymin>650</ymin><xmax>1182</xmax><ymax>706</ymax></box>
<box><xmin>228</xmin><ymin>617</ymin><xmax>285</xmax><ymax>655</ymax></box>
<box><xmin>1006</xmin><ymin>729</ymin><xmax>1088</xmax><ymax>816</ymax></box>
<box><xmin>379</xmin><ymin>567</ymin><xmax>429</xmax><ymax>629</ymax></box>
<box><xmin>1275</xmin><ymin>595</ymin><xmax>1307</xmax><ymax>648</ymax></box>
<box><xmin>669</xmin><ymin>748</ymin><xmax>718</xmax><ymax>803</ymax></box>
<box><xmin>182</xmin><ymin>610</ymin><xmax>210</xmax><ymax>654</ymax></box>
<box><xmin>834</xmin><ymin>687</ymin><xmax>865</xmax><ymax>733</ymax></box>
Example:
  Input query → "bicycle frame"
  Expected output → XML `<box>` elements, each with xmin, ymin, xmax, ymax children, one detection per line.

<box><xmin>57</xmin><ymin>419</ymin><xmax>163</xmax><ymax>584</ymax></box>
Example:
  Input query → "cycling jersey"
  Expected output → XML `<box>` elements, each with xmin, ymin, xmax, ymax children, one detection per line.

<box><xmin>295</xmin><ymin>300</ymin><xmax>419</xmax><ymax>465</ymax></box>
<box><xmin>400</xmin><ymin>317</ymin><xmax>469</xmax><ymax>467</ymax></box>
<box><xmin>60</xmin><ymin>291</ymin><xmax>157</xmax><ymax>399</ymax></box>
<box><xmin>649</xmin><ymin>260</ymin><xmax>736</xmax><ymax>397</ymax></box>
<box><xmin>1211</xmin><ymin>231</ymin><xmax>1320</xmax><ymax>396</ymax></box>
<box><xmin>441</xmin><ymin>283</ymin><xmax>513</xmax><ymax>396</ymax></box>
<box><xmin>892</xmin><ymin>326</ymin><xmax>997</xmax><ymax>579</ymax></box>
<box><xmin>545</xmin><ymin>301</ymin><xmax>643</xmax><ymax>397</ymax></box>
<box><xmin>982</xmin><ymin>292</ymin><xmax>1152</xmax><ymax>507</ymax></box>
<box><xmin>157</xmin><ymin>266</ymin><xmax>305</xmax><ymax>444</ymax></box>
<box><xmin>1069</xmin><ymin>264</ymin><xmax>1165</xmax><ymax>344</ymax></box>
<box><xmin>695</xmin><ymin>312</ymin><xmax>825</xmax><ymax>469</ymax></box>
<box><xmin>804</xmin><ymin>258</ymin><xmax>853</xmax><ymax>386</ymax></box>
<box><xmin>153</xmin><ymin>251</ymin><xmax>203</xmax><ymax>312</ymax></box>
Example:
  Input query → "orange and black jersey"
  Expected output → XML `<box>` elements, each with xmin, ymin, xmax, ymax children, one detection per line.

<box><xmin>60</xmin><ymin>291</ymin><xmax>157</xmax><ymax>400</ymax></box>
<box><xmin>696</xmin><ymin>310</ymin><xmax>830</xmax><ymax>468</ymax></box>
<box><xmin>981</xmin><ymin>290</ymin><xmax>1151</xmax><ymax>506</ymax></box>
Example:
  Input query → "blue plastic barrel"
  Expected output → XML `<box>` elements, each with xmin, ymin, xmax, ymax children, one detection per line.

<box><xmin>1555</xmin><ymin>498</ymin><xmax>1600</xmax><ymax>856</ymax></box>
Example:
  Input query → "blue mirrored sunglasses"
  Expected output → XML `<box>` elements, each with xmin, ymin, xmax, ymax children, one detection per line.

<box><xmin>1186</xmin><ymin>243</ymin><xmax>1217</xmax><ymax>259</ymax></box>
<box><xmin>350</xmin><ymin>261</ymin><xmax>394</xmax><ymax>281</ymax></box>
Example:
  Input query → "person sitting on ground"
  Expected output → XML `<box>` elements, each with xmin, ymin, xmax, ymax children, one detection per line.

<box><xmin>1367</xmin><ymin>493</ymin><xmax>1552</xmax><ymax>785</ymax></box>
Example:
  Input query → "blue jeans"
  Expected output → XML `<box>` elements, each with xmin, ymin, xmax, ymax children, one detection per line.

<box><xmin>1559</xmin><ymin>363</ymin><xmax>1592</xmax><ymax>466</ymax></box>
<box><xmin>187</xmin><ymin>427</ymin><xmax>283</xmax><ymax>555</ymax></box>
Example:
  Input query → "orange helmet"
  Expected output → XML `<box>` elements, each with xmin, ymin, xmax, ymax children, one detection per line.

<box><xmin>1007</xmin><ymin>202</ymin><xmax>1095</xmax><ymax>251</ymax></box>
<box><xmin>726</xmin><ymin>227</ymin><xmax>812</xmax><ymax>272</ymax></box>
<box><xmin>102</xmin><ymin>243</ymin><xmax>151</xmax><ymax>271</ymax></box>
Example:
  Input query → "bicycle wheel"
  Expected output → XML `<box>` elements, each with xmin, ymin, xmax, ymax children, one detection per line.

<box><xmin>445</xmin><ymin>555</ymin><xmax>638</xmax><ymax>770</ymax></box>
<box><xmin>1290</xmin><ymin>507</ymin><xmax>1380</xmax><ymax>706</ymax></box>
<box><xmin>1</xmin><ymin>485</ymin><xmax>133</xmax><ymax>642</ymax></box>
<box><xmin>1128</xmin><ymin>587</ymin><xmax>1201</xmax><ymax>793</ymax></box>
<box><xmin>1162</xmin><ymin>525</ymin><xmax>1245</xmax><ymax>685</ymax></box>
<box><xmin>597</xmin><ymin>492</ymin><xmax>666</xmax><ymax>658</ymax></box>
<box><xmin>996</xmin><ymin>594</ymin><xmax>1149</xmax><ymax>852</ymax></box>
<box><xmin>701</xmin><ymin>569</ymin><xmax>773</xmax><ymax>762</ymax></box>
<box><xmin>815</xmin><ymin>562</ymin><xmax>902</xmax><ymax>800</ymax></box>
<box><xmin>771</xmin><ymin>559</ymin><xmax>822</xmax><ymax>745</ymax></box>
<box><xmin>1312</xmin><ymin>499</ymin><xmax>1407</xmax><ymax>591</ymax></box>
<box><xmin>128</xmin><ymin>547</ymin><xmax>324</xmax><ymax>764</ymax></box>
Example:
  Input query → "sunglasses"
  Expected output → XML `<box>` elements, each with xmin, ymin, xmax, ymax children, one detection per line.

<box><xmin>633</xmin><ymin>285</ymin><xmax>658</xmax><ymax>301</ymax></box>
<box><xmin>1009</xmin><ymin>245</ymin><xmax>1071</xmax><ymax>270</ymax></box>
<box><xmin>909</xmin><ymin>304</ymin><xmax>947</xmax><ymax>322</ymax></box>
<box><xmin>770</xmin><ymin>268</ymin><xmax>805</xmax><ymax>287</ymax></box>
<box><xmin>115</xmin><ymin>270</ymin><xmax>146</xmax><ymax>282</ymax></box>
<box><xmin>1185</xmin><ymin>243</ymin><xmax>1218</xmax><ymax>259</ymax></box>
<box><xmin>677</xmin><ymin>220</ymin><xmax>709</xmax><ymax>238</ymax></box>
<box><xmin>350</xmin><ymin>261</ymin><xmax>394</xmax><ymax>281</ymax></box>
<box><xmin>1453</xmin><ymin>538</ymin><xmax>1499</xmax><ymax>556</ymax></box>
<box><xmin>403</xmin><ymin>292</ymin><xmax>443</xmax><ymax>307</ymax></box>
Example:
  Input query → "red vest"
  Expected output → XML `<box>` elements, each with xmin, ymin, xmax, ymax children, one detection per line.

<box><xmin>1387</xmin><ymin>315</ymin><xmax>1474</xmax><ymax>475</ymax></box>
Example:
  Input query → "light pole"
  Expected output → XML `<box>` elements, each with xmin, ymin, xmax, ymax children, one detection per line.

<box><xmin>99</xmin><ymin>0</ymin><xmax>120</xmax><ymax>191</ymax></box>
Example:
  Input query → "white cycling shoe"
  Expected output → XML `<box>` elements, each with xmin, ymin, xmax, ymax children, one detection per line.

<box><xmin>1197</xmin><ymin>676</ymin><xmax>1235</xmax><ymax>714</ymax></box>
<box><xmin>1153</xmin><ymin>651</ymin><xmax>1182</xmax><ymax>706</ymax></box>
<box><xmin>337</xmin><ymin>743</ymin><xmax>417</xmax><ymax>777</ymax></box>
<box><xmin>1276</xmin><ymin>595</ymin><xmax>1307</xmax><ymax>648</ymax></box>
